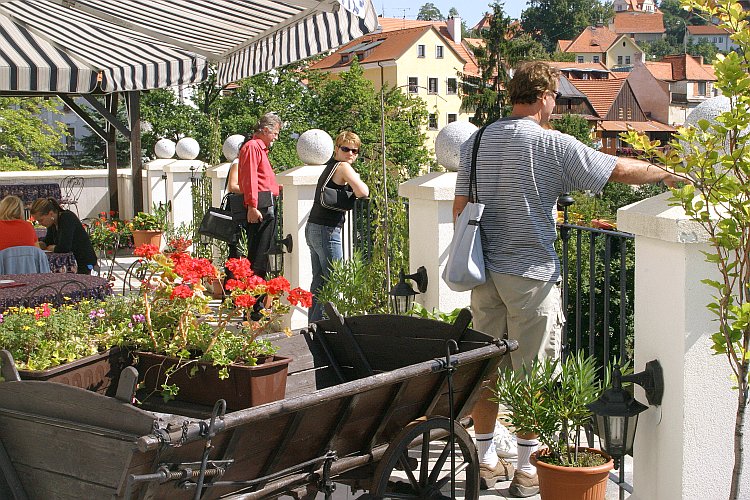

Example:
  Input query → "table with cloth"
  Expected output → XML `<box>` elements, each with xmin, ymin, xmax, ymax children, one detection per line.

<box><xmin>0</xmin><ymin>274</ymin><xmax>111</xmax><ymax>310</ymax></box>
<box><xmin>45</xmin><ymin>252</ymin><xmax>77</xmax><ymax>273</ymax></box>
<box><xmin>0</xmin><ymin>184</ymin><xmax>62</xmax><ymax>218</ymax></box>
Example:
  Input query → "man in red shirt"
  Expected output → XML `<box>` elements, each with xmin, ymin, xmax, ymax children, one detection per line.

<box><xmin>238</xmin><ymin>113</ymin><xmax>282</xmax><ymax>278</ymax></box>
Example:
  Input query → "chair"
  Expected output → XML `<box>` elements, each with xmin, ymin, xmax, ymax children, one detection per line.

<box><xmin>0</xmin><ymin>246</ymin><xmax>51</xmax><ymax>274</ymax></box>
<box><xmin>60</xmin><ymin>176</ymin><xmax>84</xmax><ymax>216</ymax></box>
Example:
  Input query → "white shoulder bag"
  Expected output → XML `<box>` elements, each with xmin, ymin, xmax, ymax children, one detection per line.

<box><xmin>442</xmin><ymin>126</ymin><xmax>487</xmax><ymax>292</ymax></box>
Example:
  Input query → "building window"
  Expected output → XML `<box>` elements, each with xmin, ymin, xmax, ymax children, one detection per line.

<box><xmin>712</xmin><ymin>37</ymin><xmax>718</xmax><ymax>43</ymax></box>
<box><xmin>428</xmin><ymin>77</ymin><xmax>438</xmax><ymax>94</ymax></box>
<box><xmin>447</xmin><ymin>77</ymin><xmax>457</xmax><ymax>94</ymax></box>
<box><xmin>577</xmin><ymin>56</ymin><xmax>584</xmax><ymax>63</ymax></box>
<box><xmin>698</xmin><ymin>81</ymin><xmax>707</xmax><ymax>96</ymax></box>
<box><xmin>408</xmin><ymin>77</ymin><xmax>418</xmax><ymax>93</ymax></box>
<box><xmin>356</xmin><ymin>52</ymin><xmax>364</xmax><ymax>61</ymax></box>
<box><xmin>593</xmin><ymin>55</ymin><xmax>600</xmax><ymax>63</ymax></box>
<box><xmin>719</xmin><ymin>36</ymin><xmax>724</xmax><ymax>43</ymax></box>
<box><xmin>447</xmin><ymin>113</ymin><xmax>457</xmax><ymax>123</ymax></box>
<box><xmin>436</xmin><ymin>45</ymin><xmax>444</xmax><ymax>58</ymax></box>
<box><xmin>417</xmin><ymin>45</ymin><xmax>425</xmax><ymax>58</ymax></box>
<box><xmin>341</xmin><ymin>54</ymin><xmax>350</xmax><ymax>63</ymax></box>
<box><xmin>627</xmin><ymin>108</ymin><xmax>632</xmax><ymax>120</ymax></box>
<box><xmin>625</xmin><ymin>56</ymin><xmax>631</xmax><ymax>65</ymax></box>
<box><xmin>618</xmin><ymin>55</ymin><xmax>623</xmax><ymax>65</ymax></box>
<box><xmin>428</xmin><ymin>114</ymin><xmax>438</xmax><ymax>130</ymax></box>
<box><xmin>618</xmin><ymin>108</ymin><xmax>624</xmax><ymax>119</ymax></box>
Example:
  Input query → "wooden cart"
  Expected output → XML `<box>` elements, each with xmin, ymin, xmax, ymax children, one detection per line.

<box><xmin>0</xmin><ymin>309</ymin><xmax>516</xmax><ymax>499</ymax></box>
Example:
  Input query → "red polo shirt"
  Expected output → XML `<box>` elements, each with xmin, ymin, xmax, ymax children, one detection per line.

<box><xmin>238</xmin><ymin>137</ymin><xmax>280</xmax><ymax>209</ymax></box>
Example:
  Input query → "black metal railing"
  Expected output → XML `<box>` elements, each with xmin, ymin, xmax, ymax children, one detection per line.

<box><xmin>558</xmin><ymin>200</ymin><xmax>635</xmax><ymax>369</ymax></box>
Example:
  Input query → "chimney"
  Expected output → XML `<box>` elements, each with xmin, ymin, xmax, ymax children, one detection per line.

<box><xmin>446</xmin><ymin>16</ymin><xmax>461</xmax><ymax>44</ymax></box>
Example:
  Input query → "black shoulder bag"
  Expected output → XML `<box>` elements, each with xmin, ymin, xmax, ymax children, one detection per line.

<box><xmin>320</xmin><ymin>162</ymin><xmax>356</xmax><ymax>212</ymax></box>
<box><xmin>198</xmin><ymin>195</ymin><xmax>241</xmax><ymax>244</ymax></box>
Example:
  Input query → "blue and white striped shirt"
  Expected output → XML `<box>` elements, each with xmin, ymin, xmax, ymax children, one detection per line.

<box><xmin>456</xmin><ymin>117</ymin><xmax>616</xmax><ymax>282</ymax></box>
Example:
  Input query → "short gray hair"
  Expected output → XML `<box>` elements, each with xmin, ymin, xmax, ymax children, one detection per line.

<box><xmin>255</xmin><ymin>112</ymin><xmax>282</xmax><ymax>134</ymax></box>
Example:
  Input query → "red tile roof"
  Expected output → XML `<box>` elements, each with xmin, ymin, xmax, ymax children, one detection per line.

<box><xmin>644</xmin><ymin>61</ymin><xmax>674</xmax><ymax>80</ymax></box>
<box><xmin>569</xmin><ymin>79</ymin><xmax>626</xmax><ymax>117</ymax></box>
<box><xmin>547</xmin><ymin>61</ymin><xmax>612</xmax><ymax>73</ymax></box>
<box><xmin>661</xmin><ymin>54</ymin><xmax>716</xmax><ymax>81</ymax></box>
<box><xmin>612</xmin><ymin>12</ymin><xmax>665</xmax><ymax>33</ymax></box>
<box><xmin>564</xmin><ymin>26</ymin><xmax>621</xmax><ymax>54</ymax></box>
<box><xmin>687</xmin><ymin>24</ymin><xmax>731</xmax><ymax>35</ymax></box>
<box><xmin>600</xmin><ymin>120</ymin><xmax>675</xmax><ymax>132</ymax></box>
<box><xmin>557</xmin><ymin>40</ymin><xmax>572</xmax><ymax>52</ymax></box>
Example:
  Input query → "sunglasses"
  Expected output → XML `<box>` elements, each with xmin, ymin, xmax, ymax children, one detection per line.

<box><xmin>340</xmin><ymin>146</ymin><xmax>359</xmax><ymax>154</ymax></box>
<box><xmin>550</xmin><ymin>90</ymin><xmax>562</xmax><ymax>100</ymax></box>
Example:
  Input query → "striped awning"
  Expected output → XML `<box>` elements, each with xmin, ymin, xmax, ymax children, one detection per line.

<box><xmin>0</xmin><ymin>0</ymin><xmax>379</xmax><ymax>94</ymax></box>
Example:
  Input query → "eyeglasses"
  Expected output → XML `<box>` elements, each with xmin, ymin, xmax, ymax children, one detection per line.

<box><xmin>550</xmin><ymin>90</ymin><xmax>562</xmax><ymax>100</ymax></box>
<box><xmin>340</xmin><ymin>146</ymin><xmax>359</xmax><ymax>154</ymax></box>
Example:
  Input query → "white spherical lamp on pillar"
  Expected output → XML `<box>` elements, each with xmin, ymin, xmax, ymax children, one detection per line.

<box><xmin>296</xmin><ymin>129</ymin><xmax>334</xmax><ymax>165</ymax></box>
<box><xmin>435</xmin><ymin>121</ymin><xmax>478</xmax><ymax>172</ymax></box>
<box><xmin>175</xmin><ymin>137</ymin><xmax>200</xmax><ymax>160</ymax></box>
<box><xmin>154</xmin><ymin>138</ymin><xmax>176</xmax><ymax>159</ymax></box>
<box><xmin>222</xmin><ymin>134</ymin><xmax>246</xmax><ymax>162</ymax></box>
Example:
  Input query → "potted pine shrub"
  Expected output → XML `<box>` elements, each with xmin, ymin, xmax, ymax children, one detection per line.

<box><xmin>493</xmin><ymin>352</ymin><xmax>614</xmax><ymax>500</ymax></box>
<box><xmin>126</xmin><ymin>244</ymin><xmax>313</xmax><ymax>409</ymax></box>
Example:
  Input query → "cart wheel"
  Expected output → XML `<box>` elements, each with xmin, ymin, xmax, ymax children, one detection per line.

<box><xmin>370</xmin><ymin>417</ymin><xmax>479</xmax><ymax>499</ymax></box>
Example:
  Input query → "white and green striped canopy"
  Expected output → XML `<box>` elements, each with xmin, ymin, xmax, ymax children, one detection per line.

<box><xmin>0</xmin><ymin>0</ymin><xmax>378</xmax><ymax>93</ymax></box>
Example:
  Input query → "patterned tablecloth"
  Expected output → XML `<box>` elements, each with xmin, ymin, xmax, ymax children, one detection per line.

<box><xmin>0</xmin><ymin>274</ymin><xmax>111</xmax><ymax>311</ymax></box>
<box><xmin>45</xmin><ymin>252</ymin><xmax>77</xmax><ymax>273</ymax></box>
<box><xmin>0</xmin><ymin>184</ymin><xmax>62</xmax><ymax>206</ymax></box>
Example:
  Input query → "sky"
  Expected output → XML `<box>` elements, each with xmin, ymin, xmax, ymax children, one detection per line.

<box><xmin>374</xmin><ymin>0</ymin><xmax>528</xmax><ymax>25</ymax></box>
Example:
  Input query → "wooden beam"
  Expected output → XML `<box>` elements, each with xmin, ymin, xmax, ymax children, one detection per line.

<box><xmin>58</xmin><ymin>95</ymin><xmax>107</xmax><ymax>140</ymax></box>
<box><xmin>105</xmin><ymin>93</ymin><xmax>119</xmax><ymax>214</ymax></box>
<box><xmin>126</xmin><ymin>91</ymin><xmax>143</xmax><ymax>213</ymax></box>
<box><xmin>82</xmin><ymin>94</ymin><xmax>130</xmax><ymax>140</ymax></box>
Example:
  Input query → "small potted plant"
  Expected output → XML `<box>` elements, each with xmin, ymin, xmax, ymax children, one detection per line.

<box><xmin>87</xmin><ymin>211</ymin><xmax>131</xmax><ymax>256</ymax></box>
<box><xmin>126</xmin><ymin>244</ymin><xmax>313</xmax><ymax>409</ymax></box>
<box><xmin>129</xmin><ymin>203</ymin><xmax>169</xmax><ymax>248</ymax></box>
<box><xmin>493</xmin><ymin>352</ymin><xmax>614</xmax><ymax>500</ymax></box>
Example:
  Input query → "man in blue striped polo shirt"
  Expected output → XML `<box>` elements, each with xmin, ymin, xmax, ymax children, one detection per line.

<box><xmin>454</xmin><ymin>61</ymin><xmax>685</xmax><ymax>495</ymax></box>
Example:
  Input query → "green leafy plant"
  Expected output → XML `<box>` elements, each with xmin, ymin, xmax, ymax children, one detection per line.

<box><xmin>623</xmin><ymin>1</ymin><xmax>749</xmax><ymax>496</ymax></box>
<box><xmin>86</xmin><ymin>211</ymin><xmax>131</xmax><ymax>253</ymax></box>
<box><xmin>130</xmin><ymin>203</ymin><xmax>169</xmax><ymax>231</ymax></box>
<box><xmin>317</xmin><ymin>250</ymin><xmax>383</xmax><ymax>317</ymax></box>
<box><xmin>493</xmin><ymin>352</ymin><xmax>603</xmax><ymax>467</ymax></box>
<box><xmin>407</xmin><ymin>303</ymin><xmax>465</xmax><ymax>324</ymax></box>
<box><xmin>0</xmin><ymin>297</ymin><xmax>136</xmax><ymax>371</ymax></box>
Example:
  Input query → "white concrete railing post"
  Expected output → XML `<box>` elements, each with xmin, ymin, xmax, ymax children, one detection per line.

<box><xmin>142</xmin><ymin>160</ymin><xmax>169</xmax><ymax>215</ymax></box>
<box><xmin>277</xmin><ymin>165</ymin><xmax>322</xmax><ymax>330</ymax></box>
<box><xmin>399</xmin><ymin>172</ymin><xmax>470</xmax><ymax>313</ymax></box>
<box><xmin>618</xmin><ymin>192</ymin><xmax>749</xmax><ymax>500</ymax></box>
<box><xmin>162</xmin><ymin>161</ymin><xmax>207</xmax><ymax>230</ymax></box>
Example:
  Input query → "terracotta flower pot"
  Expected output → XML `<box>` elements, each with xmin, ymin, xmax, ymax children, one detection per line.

<box><xmin>531</xmin><ymin>448</ymin><xmax>614</xmax><ymax>500</ymax></box>
<box><xmin>132</xmin><ymin>230</ymin><xmax>162</xmax><ymax>249</ymax></box>
<box><xmin>136</xmin><ymin>351</ymin><xmax>291</xmax><ymax>410</ymax></box>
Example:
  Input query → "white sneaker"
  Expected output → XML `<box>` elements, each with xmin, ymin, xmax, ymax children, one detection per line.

<box><xmin>494</xmin><ymin>421</ymin><xmax>518</xmax><ymax>459</ymax></box>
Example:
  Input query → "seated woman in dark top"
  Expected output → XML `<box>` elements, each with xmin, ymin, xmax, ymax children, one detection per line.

<box><xmin>30</xmin><ymin>197</ymin><xmax>97</xmax><ymax>274</ymax></box>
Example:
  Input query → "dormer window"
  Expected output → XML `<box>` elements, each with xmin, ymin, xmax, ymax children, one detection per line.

<box><xmin>341</xmin><ymin>54</ymin><xmax>350</xmax><ymax>64</ymax></box>
<box><xmin>417</xmin><ymin>45</ymin><xmax>426</xmax><ymax>58</ymax></box>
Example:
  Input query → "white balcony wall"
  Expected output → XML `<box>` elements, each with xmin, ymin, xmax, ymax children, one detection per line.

<box><xmin>619</xmin><ymin>192</ymin><xmax>749</xmax><ymax>500</ymax></box>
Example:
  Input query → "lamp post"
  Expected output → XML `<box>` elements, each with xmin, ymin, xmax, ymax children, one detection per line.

<box><xmin>267</xmin><ymin>234</ymin><xmax>293</xmax><ymax>277</ymax></box>
<box><xmin>388</xmin><ymin>266</ymin><xmax>428</xmax><ymax>314</ymax></box>
<box><xmin>587</xmin><ymin>360</ymin><xmax>664</xmax><ymax>500</ymax></box>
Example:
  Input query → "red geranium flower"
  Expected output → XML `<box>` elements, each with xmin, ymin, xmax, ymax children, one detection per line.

<box><xmin>234</xmin><ymin>294</ymin><xmax>257</xmax><ymax>308</ymax></box>
<box><xmin>226</xmin><ymin>258</ymin><xmax>254</xmax><ymax>280</ymax></box>
<box><xmin>287</xmin><ymin>287</ymin><xmax>313</xmax><ymax>308</ymax></box>
<box><xmin>134</xmin><ymin>244</ymin><xmax>160</xmax><ymax>259</ymax></box>
<box><xmin>266</xmin><ymin>276</ymin><xmax>291</xmax><ymax>295</ymax></box>
<box><xmin>170</xmin><ymin>284</ymin><xmax>194</xmax><ymax>300</ymax></box>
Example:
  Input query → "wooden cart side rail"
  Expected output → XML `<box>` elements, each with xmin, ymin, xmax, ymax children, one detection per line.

<box><xmin>137</xmin><ymin>342</ymin><xmax>508</xmax><ymax>452</ymax></box>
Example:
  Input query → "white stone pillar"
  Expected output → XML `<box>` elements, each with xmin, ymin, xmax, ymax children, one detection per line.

<box><xmin>277</xmin><ymin>165</ymin><xmax>322</xmax><ymax>330</ymax></box>
<box><xmin>207</xmin><ymin>163</ymin><xmax>231</xmax><ymax>206</ymax></box>
<box><xmin>162</xmin><ymin>160</ymin><xmax>206</xmax><ymax>229</ymax></box>
<box><xmin>618</xmin><ymin>192</ymin><xmax>749</xmax><ymax>500</ymax></box>
<box><xmin>399</xmin><ymin>172</ymin><xmax>470</xmax><ymax>313</ymax></box>
<box><xmin>142</xmin><ymin>159</ymin><xmax>170</xmax><ymax>214</ymax></box>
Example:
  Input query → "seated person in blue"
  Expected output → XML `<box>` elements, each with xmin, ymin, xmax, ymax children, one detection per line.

<box><xmin>31</xmin><ymin>197</ymin><xmax>97</xmax><ymax>274</ymax></box>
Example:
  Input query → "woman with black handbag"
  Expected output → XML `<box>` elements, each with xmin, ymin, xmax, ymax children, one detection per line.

<box><xmin>305</xmin><ymin>131</ymin><xmax>369</xmax><ymax>322</ymax></box>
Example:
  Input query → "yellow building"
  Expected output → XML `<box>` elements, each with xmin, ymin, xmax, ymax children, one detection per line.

<box><xmin>310</xmin><ymin>17</ymin><xmax>479</xmax><ymax>151</ymax></box>
<box><xmin>559</xmin><ymin>25</ymin><xmax>645</xmax><ymax>71</ymax></box>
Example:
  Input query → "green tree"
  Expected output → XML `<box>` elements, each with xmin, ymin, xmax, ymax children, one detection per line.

<box><xmin>625</xmin><ymin>0</ymin><xmax>749</xmax><ymax>495</ymax></box>
<box><xmin>640</xmin><ymin>39</ymin><xmax>684</xmax><ymax>59</ymax></box>
<box><xmin>78</xmin><ymin>100</ymin><xmax>133</xmax><ymax>167</ymax></box>
<box><xmin>521</xmin><ymin>0</ymin><xmax>614</xmax><ymax>52</ymax></box>
<box><xmin>687</xmin><ymin>37</ymin><xmax>719</xmax><ymax>63</ymax></box>
<box><xmin>462</xmin><ymin>3</ymin><xmax>548</xmax><ymax>125</ymax></box>
<box><xmin>659</xmin><ymin>0</ymin><xmax>706</xmax><ymax>46</ymax></box>
<box><xmin>0</xmin><ymin>97</ymin><xmax>67</xmax><ymax>169</ymax></box>
<box><xmin>551</xmin><ymin>113</ymin><xmax>595</xmax><ymax>146</ymax></box>
<box><xmin>417</xmin><ymin>2</ymin><xmax>444</xmax><ymax>20</ymax></box>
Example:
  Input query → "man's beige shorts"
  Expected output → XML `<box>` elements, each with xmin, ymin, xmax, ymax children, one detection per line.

<box><xmin>471</xmin><ymin>271</ymin><xmax>564</xmax><ymax>371</ymax></box>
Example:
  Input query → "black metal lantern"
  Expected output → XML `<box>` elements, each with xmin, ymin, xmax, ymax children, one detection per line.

<box><xmin>389</xmin><ymin>266</ymin><xmax>428</xmax><ymax>315</ymax></box>
<box><xmin>267</xmin><ymin>234</ymin><xmax>293</xmax><ymax>277</ymax></box>
<box><xmin>587</xmin><ymin>360</ymin><xmax>664</xmax><ymax>468</ymax></box>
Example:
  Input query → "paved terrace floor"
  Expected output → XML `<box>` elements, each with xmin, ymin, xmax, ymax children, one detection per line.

<box><xmin>105</xmin><ymin>254</ymin><xmax>633</xmax><ymax>500</ymax></box>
